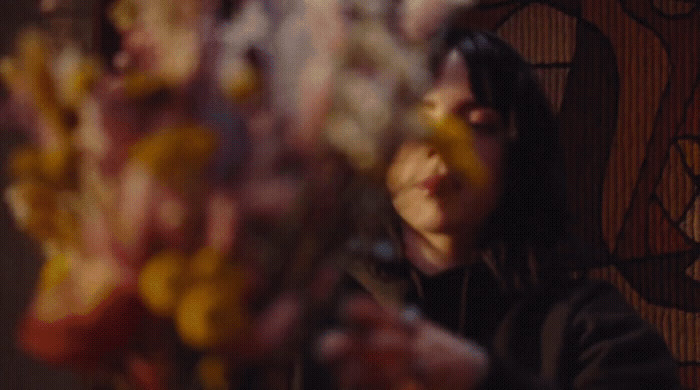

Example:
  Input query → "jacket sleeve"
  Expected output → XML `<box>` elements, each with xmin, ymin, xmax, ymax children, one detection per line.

<box><xmin>479</xmin><ymin>279</ymin><xmax>680</xmax><ymax>390</ymax></box>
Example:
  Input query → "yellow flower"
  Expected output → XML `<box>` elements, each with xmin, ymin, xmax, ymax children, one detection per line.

<box><xmin>220</xmin><ymin>60</ymin><xmax>261</xmax><ymax>103</ymax></box>
<box><xmin>188</xmin><ymin>246</ymin><xmax>228</xmax><ymax>282</ymax></box>
<box><xmin>4</xmin><ymin>181</ymin><xmax>77</xmax><ymax>244</ymax></box>
<box><xmin>175</xmin><ymin>267</ymin><xmax>248</xmax><ymax>350</ymax></box>
<box><xmin>138</xmin><ymin>250</ymin><xmax>187</xmax><ymax>317</ymax></box>
<box><xmin>418</xmin><ymin>107</ymin><xmax>488</xmax><ymax>187</ymax></box>
<box><xmin>37</xmin><ymin>252</ymin><xmax>71</xmax><ymax>293</ymax></box>
<box><xmin>121</xmin><ymin>70</ymin><xmax>169</xmax><ymax>98</ymax></box>
<box><xmin>2</xmin><ymin>29</ymin><xmax>71</xmax><ymax>137</ymax></box>
<box><xmin>55</xmin><ymin>52</ymin><xmax>100</xmax><ymax>110</ymax></box>
<box><xmin>129</xmin><ymin>124</ymin><xmax>218</xmax><ymax>191</ymax></box>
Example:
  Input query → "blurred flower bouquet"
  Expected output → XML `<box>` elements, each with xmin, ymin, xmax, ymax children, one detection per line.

<box><xmin>1</xmin><ymin>0</ymin><xmax>475</xmax><ymax>388</ymax></box>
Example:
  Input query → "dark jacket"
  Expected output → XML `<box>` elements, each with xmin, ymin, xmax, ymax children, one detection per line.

<box><xmin>324</xmin><ymin>258</ymin><xmax>680</xmax><ymax>390</ymax></box>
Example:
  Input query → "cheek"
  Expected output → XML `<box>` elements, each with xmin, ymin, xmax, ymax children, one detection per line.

<box><xmin>470</xmin><ymin>136</ymin><xmax>505</xmax><ymax>206</ymax></box>
<box><xmin>474</xmin><ymin>136</ymin><xmax>504</xmax><ymax>181</ymax></box>
<box><xmin>386</xmin><ymin>143</ymin><xmax>424</xmax><ymax>194</ymax></box>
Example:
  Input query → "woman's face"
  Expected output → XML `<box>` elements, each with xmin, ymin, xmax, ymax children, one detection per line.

<box><xmin>386</xmin><ymin>50</ymin><xmax>506</xmax><ymax>236</ymax></box>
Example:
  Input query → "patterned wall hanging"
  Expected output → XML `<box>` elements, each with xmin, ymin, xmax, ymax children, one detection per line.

<box><xmin>462</xmin><ymin>0</ymin><xmax>700</xmax><ymax>387</ymax></box>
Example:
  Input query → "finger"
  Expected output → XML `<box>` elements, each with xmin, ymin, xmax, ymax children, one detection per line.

<box><xmin>335</xmin><ymin>358</ymin><xmax>401</xmax><ymax>390</ymax></box>
<box><xmin>316</xmin><ymin>329</ymin><xmax>353</xmax><ymax>362</ymax></box>
<box><xmin>410</xmin><ymin>323</ymin><xmax>490</xmax><ymax>389</ymax></box>
<box><xmin>319</xmin><ymin>327</ymin><xmax>412</xmax><ymax>364</ymax></box>
<box><xmin>342</xmin><ymin>294</ymin><xmax>401</xmax><ymax>330</ymax></box>
<box><xmin>335</xmin><ymin>358</ymin><xmax>372</xmax><ymax>389</ymax></box>
<box><xmin>328</xmin><ymin>328</ymin><xmax>414</xmax><ymax>384</ymax></box>
<box><xmin>366</xmin><ymin>328</ymin><xmax>412</xmax><ymax>356</ymax></box>
<box><xmin>364</xmin><ymin>328</ymin><xmax>414</xmax><ymax>381</ymax></box>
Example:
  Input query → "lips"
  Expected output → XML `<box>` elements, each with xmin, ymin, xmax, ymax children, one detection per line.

<box><xmin>419</xmin><ymin>173</ymin><xmax>461</xmax><ymax>196</ymax></box>
<box><xmin>420</xmin><ymin>174</ymin><xmax>445</xmax><ymax>192</ymax></box>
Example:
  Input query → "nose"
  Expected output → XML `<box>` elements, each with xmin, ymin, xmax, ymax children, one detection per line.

<box><xmin>423</xmin><ymin>143</ymin><xmax>449</xmax><ymax>175</ymax></box>
<box><xmin>423</xmin><ymin>112</ymin><xmax>488</xmax><ymax>187</ymax></box>
<box><xmin>426</xmin><ymin>143</ymin><xmax>438</xmax><ymax>157</ymax></box>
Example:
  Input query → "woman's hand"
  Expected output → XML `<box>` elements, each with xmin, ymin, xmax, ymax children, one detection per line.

<box><xmin>317</xmin><ymin>294</ymin><xmax>490</xmax><ymax>390</ymax></box>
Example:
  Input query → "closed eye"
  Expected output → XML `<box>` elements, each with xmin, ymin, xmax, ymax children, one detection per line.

<box><xmin>461</xmin><ymin>105</ymin><xmax>502</xmax><ymax>136</ymax></box>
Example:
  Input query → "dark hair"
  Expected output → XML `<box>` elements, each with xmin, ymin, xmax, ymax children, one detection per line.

<box><xmin>429</xmin><ymin>26</ymin><xmax>567</xmax><ymax>286</ymax></box>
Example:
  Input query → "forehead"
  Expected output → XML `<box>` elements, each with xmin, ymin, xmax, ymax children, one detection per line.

<box><xmin>423</xmin><ymin>50</ymin><xmax>474</xmax><ymax>104</ymax></box>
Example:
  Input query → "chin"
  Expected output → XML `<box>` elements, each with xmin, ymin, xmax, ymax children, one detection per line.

<box><xmin>413</xmin><ymin>214</ymin><xmax>452</xmax><ymax>233</ymax></box>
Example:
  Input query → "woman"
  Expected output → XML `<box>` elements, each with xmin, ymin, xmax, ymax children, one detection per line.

<box><xmin>316</xmin><ymin>26</ymin><xmax>679</xmax><ymax>390</ymax></box>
